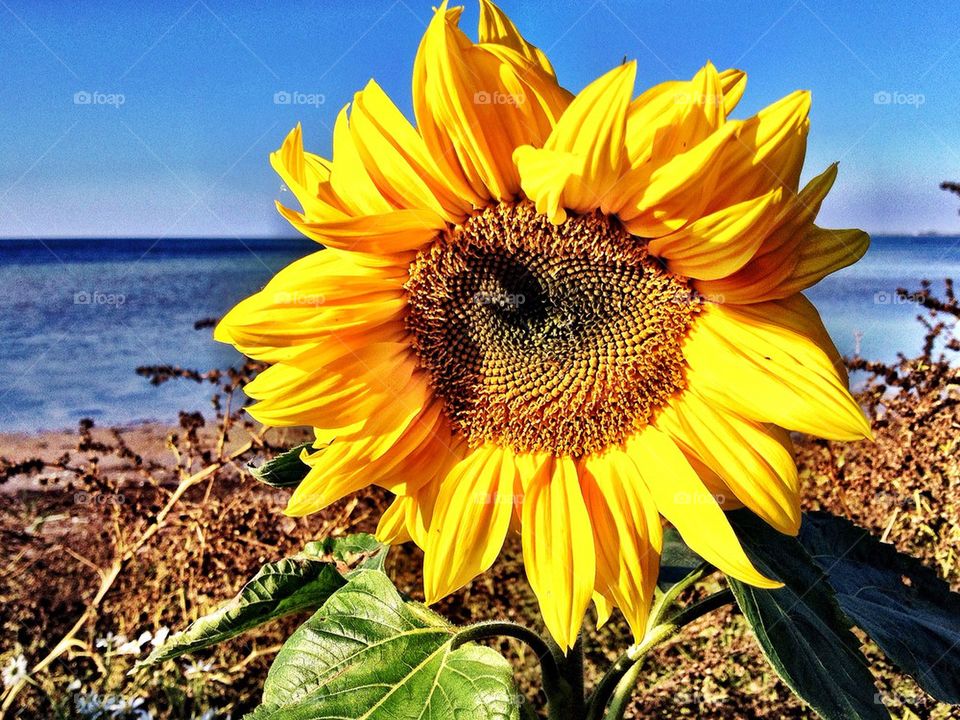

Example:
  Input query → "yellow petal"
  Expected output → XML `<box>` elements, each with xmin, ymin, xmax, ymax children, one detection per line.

<box><xmin>683</xmin><ymin>301</ymin><xmax>872</xmax><ymax>440</ymax></box>
<box><xmin>477</xmin><ymin>0</ymin><xmax>555</xmax><ymax>77</ymax></box>
<box><xmin>214</xmin><ymin>250</ymin><xmax>406</xmax><ymax>362</ymax></box>
<box><xmin>623</xmin><ymin>63</ymin><xmax>731</xmax><ymax>170</ymax></box>
<box><xmin>682</xmin><ymin>452</ymin><xmax>747</xmax><ymax>511</ymax></box>
<box><xmin>510</xmin><ymin>146</ymin><xmax>577</xmax><ymax>224</ymax></box>
<box><xmin>728</xmin><ymin>293</ymin><xmax>849</xmax><ymax>384</ymax></box>
<box><xmin>413</xmin><ymin>2</ymin><xmax>569</xmax><ymax>202</ymax></box>
<box><xmin>581</xmin><ymin>449</ymin><xmax>663</xmax><ymax>641</ymax></box>
<box><xmin>329</xmin><ymin>105</ymin><xmax>394</xmax><ymax>216</ymax></box>
<box><xmin>521</xmin><ymin>455</ymin><xmax>596</xmax><ymax>652</ymax></box>
<box><xmin>647</xmin><ymin>187</ymin><xmax>784</xmax><ymax>280</ymax></box>
<box><xmin>696</xmin><ymin>164</ymin><xmax>839</xmax><ymax>303</ymax></box>
<box><xmin>284</xmin><ymin>398</ymin><xmax>444</xmax><ymax>516</ymax></box>
<box><xmin>593</xmin><ymin>591</ymin><xmax>614</xmax><ymax>628</ymax></box>
<box><xmin>515</xmin><ymin>62</ymin><xmax>636</xmax><ymax>222</ymax></box>
<box><xmin>246</xmin><ymin>342</ymin><xmax>419</xmax><ymax>431</ymax></box>
<box><xmin>603</xmin><ymin>121</ymin><xmax>739</xmax><ymax>237</ymax></box>
<box><xmin>658</xmin><ymin>390</ymin><xmax>800</xmax><ymax>534</ymax></box>
<box><xmin>373</xmin><ymin>414</ymin><xmax>461</xmax><ymax>498</ymax></box>
<box><xmin>276</xmin><ymin>201</ymin><xmax>444</xmax><ymax>256</ymax></box>
<box><xmin>706</xmin><ymin>90</ymin><xmax>810</xmax><ymax>212</ymax></box>
<box><xmin>718</xmin><ymin>68</ymin><xmax>747</xmax><ymax>116</ymax></box>
<box><xmin>376</xmin><ymin>495</ymin><xmax>414</xmax><ymax>544</ymax></box>
<box><xmin>380</xmin><ymin>433</ymin><xmax>467</xmax><ymax>548</ymax></box>
<box><xmin>648</xmin><ymin>62</ymin><xmax>725</xmax><ymax>166</ymax></box>
<box><xmin>423</xmin><ymin>444</ymin><xmax>519</xmax><ymax>602</ymax></box>
<box><xmin>624</xmin><ymin>426</ymin><xmax>779</xmax><ymax>588</ymax></box>
<box><xmin>784</xmin><ymin>226</ymin><xmax>871</xmax><ymax>296</ymax></box>
<box><xmin>270</xmin><ymin>124</ymin><xmax>339</xmax><ymax>220</ymax></box>
<box><xmin>613</xmin><ymin>87</ymin><xmax>803</xmax><ymax>233</ymax></box>
<box><xmin>349</xmin><ymin>80</ymin><xmax>470</xmax><ymax>221</ymax></box>
<box><xmin>622</xmin><ymin>79</ymin><xmax>686</xmax><ymax>167</ymax></box>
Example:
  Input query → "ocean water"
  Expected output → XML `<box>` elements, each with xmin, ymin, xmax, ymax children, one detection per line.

<box><xmin>1</xmin><ymin>235</ymin><xmax>958</xmax><ymax>433</ymax></box>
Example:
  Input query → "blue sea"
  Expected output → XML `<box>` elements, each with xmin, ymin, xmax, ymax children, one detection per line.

<box><xmin>1</xmin><ymin>235</ymin><xmax>958</xmax><ymax>432</ymax></box>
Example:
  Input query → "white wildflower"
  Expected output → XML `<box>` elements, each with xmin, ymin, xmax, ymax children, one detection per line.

<box><xmin>150</xmin><ymin>626</ymin><xmax>170</xmax><ymax>647</ymax></box>
<box><xmin>1</xmin><ymin>654</ymin><xmax>28</xmax><ymax>689</ymax></box>
<box><xmin>96</xmin><ymin>632</ymin><xmax>127</xmax><ymax>650</ymax></box>
<box><xmin>183</xmin><ymin>659</ymin><xmax>214</xmax><ymax>678</ymax></box>
<box><xmin>115</xmin><ymin>631</ymin><xmax>152</xmax><ymax>655</ymax></box>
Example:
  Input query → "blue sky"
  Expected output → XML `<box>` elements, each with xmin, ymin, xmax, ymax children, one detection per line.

<box><xmin>2</xmin><ymin>0</ymin><xmax>959</xmax><ymax>238</ymax></box>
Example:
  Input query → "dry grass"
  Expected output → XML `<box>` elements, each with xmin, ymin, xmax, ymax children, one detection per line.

<box><xmin>0</xmin><ymin>281</ymin><xmax>957</xmax><ymax>719</ymax></box>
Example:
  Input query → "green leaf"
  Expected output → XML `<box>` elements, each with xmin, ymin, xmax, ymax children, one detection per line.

<box><xmin>799</xmin><ymin>511</ymin><xmax>960</xmax><ymax>704</ymax></box>
<box><xmin>143</xmin><ymin>556</ymin><xmax>346</xmax><ymax>665</ymax></box>
<box><xmin>727</xmin><ymin>510</ymin><xmax>888</xmax><ymax>720</ymax></box>
<box><xmin>657</xmin><ymin>526</ymin><xmax>708</xmax><ymax>591</ymax></box>
<box><xmin>248</xmin><ymin>570</ymin><xmax>520</xmax><ymax>720</ymax></box>
<box><xmin>248</xmin><ymin>442</ymin><xmax>314</xmax><ymax>488</ymax></box>
<box><xmin>144</xmin><ymin>533</ymin><xmax>388</xmax><ymax>666</ymax></box>
<box><xmin>303</xmin><ymin>532</ymin><xmax>388</xmax><ymax>574</ymax></box>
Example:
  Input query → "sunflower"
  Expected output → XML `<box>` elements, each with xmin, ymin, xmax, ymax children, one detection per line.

<box><xmin>216</xmin><ymin>0</ymin><xmax>871</xmax><ymax>650</ymax></box>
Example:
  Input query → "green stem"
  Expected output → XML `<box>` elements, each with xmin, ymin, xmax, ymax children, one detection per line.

<box><xmin>519</xmin><ymin>697</ymin><xmax>539</xmax><ymax>720</ymax></box>
<box><xmin>668</xmin><ymin>588</ymin><xmax>733</xmax><ymax>630</ymax></box>
<box><xmin>562</xmin><ymin>634</ymin><xmax>585</xmax><ymax>719</ymax></box>
<box><xmin>585</xmin><ymin>589</ymin><xmax>735</xmax><ymax>720</ymax></box>
<box><xmin>648</xmin><ymin>561</ymin><xmax>711</xmax><ymax>630</ymax></box>
<box><xmin>603</xmin><ymin>656</ymin><xmax>645</xmax><ymax>720</ymax></box>
<box><xmin>451</xmin><ymin>621</ymin><xmax>572</xmax><ymax>718</ymax></box>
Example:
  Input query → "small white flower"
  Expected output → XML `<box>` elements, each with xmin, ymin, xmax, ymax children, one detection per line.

<box><xmin>1</xmin><ymin>654</ymin><xmax>28</xmax><ymax>689</ymax></box>
<box><xmin>75</xmin><ymin>691</ymin><xmax>106</xmax><ymax>717</ymax></box>
<box><xmin>183</xmin><ymin>659</ymin><xmax>214</xmax><ymax>678</ymax></box>
<box><xmin>105</xmin><ymin>695</ymin><xmax>150</xmax><ymax>719</ymax></box>
<box><xmin>96</xmin><ymin>632</ymin><xmax>126</xmax><ymax>649</ymax></box>
<box><xmin>115</xmin><ymin>631</ymin><xmax>153</xmax><ymax>656</ymax></box>
<box><xmin>150</xmin><ymin>626</ymin><xmax>170</xmax><ymax>647</ymax></box>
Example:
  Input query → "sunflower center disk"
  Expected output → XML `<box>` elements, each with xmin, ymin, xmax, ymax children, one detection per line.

<box><xmin>405</xmin><ymin>202</ymin><xmax>701</xmax><ymax>457</ymax></box>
